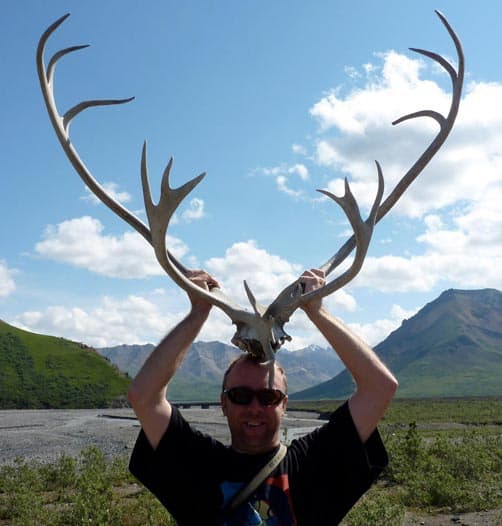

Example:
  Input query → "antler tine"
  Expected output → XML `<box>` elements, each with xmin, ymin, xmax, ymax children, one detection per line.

<box><xmin>36</xmin><ymin>13</ymin><xmax>150</xmax><ymax>242</ymax></box>
<box><xmin>318</xmin><ymin>10</ymin><xmax>463</xmax><ymax>278</ymax></box>
<box><xmin>315</xmin><ymin>162</ymin><xmax>384</xmax><ymax>292</ymax></box>
<box><xmin>140</xmin><ymin>142</ymin><xmax>200</xmax><ymax>278</ymax></box>
<box><xmin>140</xmin><ymin>143</ymin><xmax>257</xmax><ymax>320</ymax></box>
<box><xmin>266</xmin><ymin>163</ymin><xmax>384</xmax><ymax>322</ymax></box>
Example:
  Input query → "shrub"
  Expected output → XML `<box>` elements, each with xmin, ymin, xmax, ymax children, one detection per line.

<box><xmin>0</xmin><ymin>457</ymin><xmax>49</xmax><ymax>524</ymax></box>
<box><xmin>384</xmin><ymin>422</ymin><xmax>502</xmax><ymax>512</ymax></box>
<box><xmin>0</xmin><ymin>447</ymin><xmax>176</xmax><ymax>526</ymax></box>
<box><xmin>344</xmin><ymin>490</ymin><xmax>405</xmax><ymax>526</ymax></box>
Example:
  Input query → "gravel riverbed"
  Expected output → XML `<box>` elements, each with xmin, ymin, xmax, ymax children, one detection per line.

<box><xmin>0</xmin><ymin>407</ymin><xmax>323</xmax><ymax>465</ymax></box>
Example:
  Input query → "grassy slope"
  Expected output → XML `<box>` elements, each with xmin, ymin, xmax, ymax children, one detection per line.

<box><xmin>0</xmin><ymin>320</ymin><xmax>130</xmax><ymax>409</ymax></box>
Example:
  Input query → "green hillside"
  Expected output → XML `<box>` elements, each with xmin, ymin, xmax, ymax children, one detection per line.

<box><xmin>291</xmin><ymin>289</ymin><xmax>502</xmax><ymax>400</ymax></box>
<box><xmin>0</xmin><ymin>320</ymin><xmax>130</xmax><ymax>409</ymax></box>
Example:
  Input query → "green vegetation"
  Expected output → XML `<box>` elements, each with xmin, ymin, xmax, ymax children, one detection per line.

<box><xmin>0</xmin><ymin>398</ymin><xmax>500</xmax><ymax>525</ymax></box>
<box><xmin>0</xmin><ymin>320</ymin><xmax>130</xmax><ymax>408</ymax></box>
<box><xmin>289</xmin><ymin>396</ymin><xmax>502</xmax><ymax>425</ymax></box>
<box><xmin>344</xmin><ymin>422</ymin><xmax>501</xmax><ymax>525</ymax></box>
<box><xmin>0</xmin><ymin>446</ymin><xmax>175</xmax><ymax>526</ymax></box>
<box><xmin>342</xmin><ymin>398</ymin><xmax>502</xmax><ymax>525</ymax></box>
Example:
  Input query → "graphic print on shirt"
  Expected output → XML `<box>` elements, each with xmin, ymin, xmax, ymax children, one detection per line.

<box><xmin>221</xmin><ymin>474</ymin><xmax>296</xmax><ymax>526</ymax></box>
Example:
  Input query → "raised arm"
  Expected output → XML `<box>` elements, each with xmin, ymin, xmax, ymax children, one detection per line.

<box><xmin>299</xmin><ymin>269</ymin><xmax>398</xmax><ymax>443</ymax></box>
<box><xmin>127</xmin><ymin>270</ymin><xmax>219</xmax><ymax>449</ymax></box>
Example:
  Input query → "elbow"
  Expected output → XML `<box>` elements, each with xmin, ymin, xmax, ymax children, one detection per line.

<box><xmin>128</xmin><ymin>379</ymin><xmax>166</xmax><ymax>415</ymax></box>
<box><xmin>369</xmin><ymin>369</ymin><xmax>398</xmax><ymax>407</ymax></box>
<box><xmin>385</xmin><ymin>373</ymin><xmax>399</xmax><ymax>401</ymax></box>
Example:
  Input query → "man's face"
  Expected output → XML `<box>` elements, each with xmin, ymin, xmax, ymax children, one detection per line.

<box><xmin>221</xmin><ymin>360</ymin><xmax>287</xmax><ymax>455</ymax></box>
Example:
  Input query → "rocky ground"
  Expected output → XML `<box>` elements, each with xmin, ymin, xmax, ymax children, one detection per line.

<box><xmin>401</xmin><ymin>509</ymin><xmax>501</xmax><ymax>526</ymax></box>
<box><xmin>0</xmin><ymin>406</ymin><xmax>323</xmax><ymax>465</ymax></box>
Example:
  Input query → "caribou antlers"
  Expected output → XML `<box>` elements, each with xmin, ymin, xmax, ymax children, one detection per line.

<box><xmin>37</xmin><ymin>11</ymin><xmax>464</xmax><ymax>384</ymax></box>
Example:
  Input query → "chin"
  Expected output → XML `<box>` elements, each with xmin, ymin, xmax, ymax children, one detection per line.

<box><xmin>235</xmin><ymin>437</ymin><xmax>278</xmax><ymax>455</ymax></box>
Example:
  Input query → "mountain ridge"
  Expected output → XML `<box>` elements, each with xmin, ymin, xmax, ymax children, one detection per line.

<box><xmin>98</xmin><ymin>341</ymin><xmax>344</xmax><ymax>400</ymax></box>
<box><xmin>2</xmin><ymin>287</ymin><xmax>500</xmax><ymax>407</ymax></box>
<box><xmin>291</xmin><ymin>288</ymin><xmax>502</xmax><ymax>399</ymax></box>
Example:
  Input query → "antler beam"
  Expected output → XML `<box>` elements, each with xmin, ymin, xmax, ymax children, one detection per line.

<box><xmin>317</xmin><ymin>10</ymin><xmax>464</xmax><ymax>279</ymax></box>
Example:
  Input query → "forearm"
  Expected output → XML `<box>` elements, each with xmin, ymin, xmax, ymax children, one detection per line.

<box><xmin>304</xmin><ymin>304</ymin><xmax>398</xmax><ymax>441</ymax></box>
<box><xmin>129</xmin><ymin>304</ymin><xmax>210</xmax><ymax>408</ymax></box>
<box><xmin>128</xmin><ymin>269</ymin><xmax>217</xmax><ymax>448</ymax></box>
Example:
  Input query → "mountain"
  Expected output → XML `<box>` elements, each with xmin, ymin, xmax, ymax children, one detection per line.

<box><xmin>0</xmin><ymin>319</ymin><xmax>130</xmax><ymax>409</ymax></box>
<box><xmin>99</xmin><ymin>341</ymin><xmax>343</xmax><ymax>400</ymax></box>
<box><xmin>291</xmin><ymin>289</ymin><xmax>502</xmax><ymax>400</ymax></box>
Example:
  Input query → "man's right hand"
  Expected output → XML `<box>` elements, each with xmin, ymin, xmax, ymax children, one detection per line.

<box><xmin>128</xmin><ymin>268</ymin><xmax>219</xmax><ymax>449</ymax></box>
<box><xmin>186</xmin><ymin>269</ymin><xmax>220</xmax><ymax>312</ymax></box>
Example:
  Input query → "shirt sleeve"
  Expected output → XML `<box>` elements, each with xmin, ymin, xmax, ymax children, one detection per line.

<box><xmin>129</xmin><ymin>405</ymin><xmax>224</xmax><ymax>521</ymax></box>
<box><xmin>289</xmin><ymin>400</ymin><xmax>388</xmax><ymax>524</ymax></box>
<box><xmin>328</xmin><ymin>400</ymin><xmax>388</xmax><ymax>478</ymax></box>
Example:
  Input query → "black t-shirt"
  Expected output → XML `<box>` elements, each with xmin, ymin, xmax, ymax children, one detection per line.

<box><xmin>129</xmin><ymin>401</ymin><xmax>388</xmax><ymax>525</ymax></box>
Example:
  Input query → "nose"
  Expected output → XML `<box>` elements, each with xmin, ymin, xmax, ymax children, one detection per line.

<box><xmin>247</xmin><ymin>395</ymin><xmax>263</xmax><ymax>411</ymax></box>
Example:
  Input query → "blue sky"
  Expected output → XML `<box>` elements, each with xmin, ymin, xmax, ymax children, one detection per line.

<box><xmin>1</xmin><ymin>1</ymin><xmax>501</xmax><ymax>351</ymax></box>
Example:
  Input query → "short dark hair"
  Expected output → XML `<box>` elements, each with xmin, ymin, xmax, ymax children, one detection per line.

<box><xmin>222</xmin><ymin>354</ymin><xmax>287</xmax><ymax>393</ymax></box>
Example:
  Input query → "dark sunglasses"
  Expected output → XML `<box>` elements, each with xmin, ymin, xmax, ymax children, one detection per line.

<box><xmin>223</xmin><ymin>386</ymin><xmax>286</xmax><ymax>406</ymax></box>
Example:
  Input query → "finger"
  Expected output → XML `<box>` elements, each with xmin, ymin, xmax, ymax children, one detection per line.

<box><xmin>189</xmin><ymin>272</ymin><xmax>220</xmax><ymax>291</ymax></box>
<box><xmin>207</xmin><ymin>277</ymin><xmax>220</xmax><ymax>290</ymax></box>
<box><xmin>300</xmin><ymin>269</ymin><xmax>315</xmax><ymax>279</ymax></box>
<box><xmin>309</xmin><ymin>268</ymin><xmax>325</xmax><ymax>279</ymax></box>
<box><xmin>299</xmin><ymin>272</ymin><xmax>325</xmax><ymax>293</ymax></box>
<box><xmin>189</xmin><ymin>274</ymin><xmax>209</xmax><ymax>288</ymax></box>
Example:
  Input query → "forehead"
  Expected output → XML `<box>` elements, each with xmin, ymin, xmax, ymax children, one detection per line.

<box><xmin>226</xmin><ymin>360</ymin><xmax>286</xmax><ymax>390</ymax></box>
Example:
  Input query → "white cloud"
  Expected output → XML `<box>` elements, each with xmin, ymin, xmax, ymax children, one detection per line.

<box><xmin>81</xmin><ymin>182</ymin><xmax>132</xmax><ymax>205</ymax></box>
<box><xmin>348</xmin><ymin>303</ymin><xmax>418</xmax><ymax>347</ymax></box>
<box><xmin>261</xmin><ymin>163</ymin><xmax>310</xmax><ymax>198</ymax></box>
<box><xmin>419</xmin><ymin>191</ymin><xmax>502</xmax><ymax>255</ymax></box>
<box><xmin>289</xmin><ymin>48</ymin><xmax>502</xmax><ymax>300</ymax></box>
<box><xmin>205</xmin><ymin>240</ymin><xmax>303</xmax><ymax>306</ymax></box>
<box><xmin>181</xmin><ymin>198</ymin><xmax>205</xmax><ymax>222</ymax></box>
<box><xmin>308</xmin><ymin>51</ymin><xmax>502</xmax><ymax>220</ymax></box>
<box><xmin>290</xmin><ymin>164</ymin><xmax>309</xmax><ymax>181</ymax></box>
<box><xmin>292</xmin><ymin>143</ymin><xmax>307</xmax><ymax>155</ymax></box>
<box><xmin>12</xmin><ymin>289</ymin><xmax>241</xmax><ymax>352</ymax></box>
<box><xmin>17</xmin><ymin>240</ymin><xmax>323</xmax><ymax>347</ymax></box>
<box><xmin>17</xmin><ymin>228</ymin><xmax>426</xmax><ymax>352</ymax></box>
<box><xmin>13</xmin><ymin>241</ymin><xmax>307</xmax><ymax>348</ymax></box>
<box><xmin>355</xmin><ymin>205</ymin><xmax>502</xmax><ymax>292</ymax></box>
<box><xmin>14</xmin><ymin>294</ymin><xmax>180</xmax><ymax>348</ymax></box>
<box><xmin>35</xmin><ymin>216</ymin><xmax>188</xmax><ymax>278</ymax></box>
<box><xmin>0</xmin><ymin>261</ymin><xmax>16</xmax><ymax>298</ymax></box>
<box><xmin>276</xmin><ymin>175</ymin><xmax>302</xmax><ymax>198</ymax></box>
<box><xmin>356</xmin><ymin>255</ymin><xmax>438</xmax><ymax>292</ymax></box>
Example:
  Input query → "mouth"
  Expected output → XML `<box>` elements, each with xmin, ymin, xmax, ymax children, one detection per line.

<box><xmin>245</xmin><ymin>421</ymin><xmax>265</xmax><ymax>429</ymax></box>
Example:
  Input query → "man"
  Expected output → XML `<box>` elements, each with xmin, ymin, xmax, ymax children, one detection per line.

<box><xmin>128</xmin><ymin>269</ymin><xmax>398</xmax><ymax>525</ymax></box>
